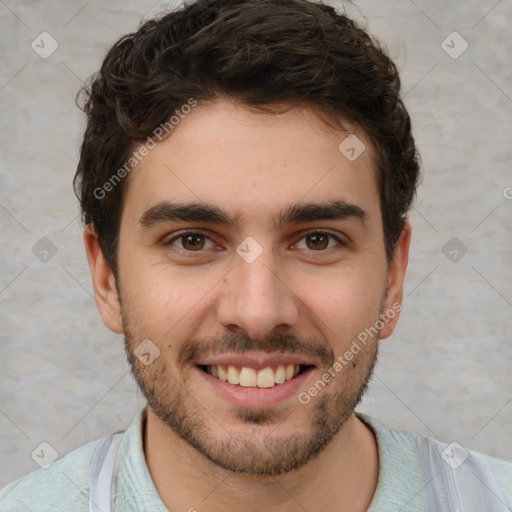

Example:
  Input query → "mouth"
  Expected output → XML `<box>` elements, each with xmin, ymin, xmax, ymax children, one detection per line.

<box><xmin>193</xmin><ymin>353</ymin><xmax>317</xmax><ymax>407</ymax></box>
<box><xmin>198</xmin><ymin>363</ymin><xmax>314</xmax><ymax>389</ymax></box>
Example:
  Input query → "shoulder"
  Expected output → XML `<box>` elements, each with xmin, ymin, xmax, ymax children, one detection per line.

<box><xmin>0</xmin><ymin>437</ymin><xmax>101</xmax><ymax>511</ymax></box>
<box><xmin>359</xmin><ymin>413</ymin><xmax>512</xmax><ymax>511</ymax></box>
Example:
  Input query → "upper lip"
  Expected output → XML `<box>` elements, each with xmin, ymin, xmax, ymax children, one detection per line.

<box><xmin>195</xmin><ymin>352</ymin><xmax>315</xmax><ymax>369</ymax></box>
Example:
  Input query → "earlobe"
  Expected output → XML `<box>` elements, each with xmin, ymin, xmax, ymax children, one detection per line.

<box><xmin>83</xmin><ymin>225</ymin><xmax>124</xmax><ymax>334</ymax></box>
<box><xmin>379</xmin><ymin>221</ymin><xmax>412</xmax><ymax>340</ymax></box>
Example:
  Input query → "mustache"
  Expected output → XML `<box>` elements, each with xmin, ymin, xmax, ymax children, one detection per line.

<box><xmin>178</xmin><ymin>331</ymin><xmax>335</xmax><ymax>369</ymax></box>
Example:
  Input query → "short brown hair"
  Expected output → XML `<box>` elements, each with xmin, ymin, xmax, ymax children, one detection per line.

<box><xmin>74</xmin><ymin>0</ymin><xmax>420</xmax><ymax>273</ymax></box>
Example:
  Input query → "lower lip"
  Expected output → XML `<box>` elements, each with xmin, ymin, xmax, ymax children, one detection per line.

<box><xmin>194</xmin><ymin>366</ymin><xmax>315</xmax><ymax>408</ymax></box>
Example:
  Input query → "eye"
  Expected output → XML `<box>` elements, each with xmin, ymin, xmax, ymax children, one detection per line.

<box><xmin>294</xmin><ymin>231</ymin><xmax>345</xmax><ymax>251</ymax></box>
<box><xmin>166</xmin><ymin>230</ymin><xmax>215</xmax><ymax>252</ymax></box>
<box><xmin>165</xmin><ymin>229</ymin><xmax>345</xmax><ymax>254</ymax></box>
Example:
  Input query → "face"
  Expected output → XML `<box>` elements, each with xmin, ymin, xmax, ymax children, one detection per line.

<box><xmin>86</xmin><ymin>98</ymin><xmax>410</xmax><ymax>476</ymax></box>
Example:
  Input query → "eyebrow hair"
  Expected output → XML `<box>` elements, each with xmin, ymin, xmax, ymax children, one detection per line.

<box><xmin>138</xmin><ymin>199</ymin><xmax>369</xmax><ymax>230</ymax></box>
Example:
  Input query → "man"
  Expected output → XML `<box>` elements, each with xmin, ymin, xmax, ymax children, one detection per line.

<box><xmin>1</xmin><ymin>0</ymin><xmax>510</xmax><ymax>510</ymax></box>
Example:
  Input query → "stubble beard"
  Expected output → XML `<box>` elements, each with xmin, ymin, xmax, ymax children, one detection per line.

<box><xmin>123</xmin><ymin>326</ymin><xmax>379</xmax><ymax>477</ymax></box>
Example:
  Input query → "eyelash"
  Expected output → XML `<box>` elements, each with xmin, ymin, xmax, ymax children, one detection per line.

<box><xmin>165</xmin><ymin>230</ymin><xmax>346</xmax><ymax>255</ymax></box>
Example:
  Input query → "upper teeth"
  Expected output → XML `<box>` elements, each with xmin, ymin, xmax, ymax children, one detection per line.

<box><xmin>207</xmin><ymin>364</ymin><xmax>301</xmax><ymax>388</ymax></box>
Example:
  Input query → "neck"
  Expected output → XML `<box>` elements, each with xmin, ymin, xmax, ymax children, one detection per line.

<box><xmin>143</xmin><ymin>407</ymin><xmax>379</xmax><ymax>512</ymax></box>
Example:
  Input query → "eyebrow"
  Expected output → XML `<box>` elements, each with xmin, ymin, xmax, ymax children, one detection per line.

<box><xmin>139</xmin><ymin>199</ymin><xmax>369</xmax><ymax>230</ymax></box>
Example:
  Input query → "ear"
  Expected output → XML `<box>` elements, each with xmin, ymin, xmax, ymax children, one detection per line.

<box><xmin>379</xmin><ymin>221</ymin><xmax>411</xmax><ymax>340</ymax></box>
<box><xmin>83</xmin><ymin>225</ymin><xmax>124</xmax><ymax>334</ymax></box>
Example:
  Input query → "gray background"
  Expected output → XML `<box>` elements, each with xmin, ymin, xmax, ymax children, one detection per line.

<box><xmin>1</xmin><ymin>0</ymin><xmax>511</xmax><ymax>487</ymax></box>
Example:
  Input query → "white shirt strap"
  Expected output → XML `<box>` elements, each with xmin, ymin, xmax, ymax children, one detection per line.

<box><xmin>416</xmin><ymin>435</ymin><xmax>508</xmax><ymax>512</ymax></box>
<box><xmin>89</xmin><ymin>431</ymin><xmax>125</xmax><ymax>512</ymax></box>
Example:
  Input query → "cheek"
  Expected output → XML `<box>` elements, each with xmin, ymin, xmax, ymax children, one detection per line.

<box><xmin>119</xmin><ymin>262</ymin><xmax>216</xmax><ymax>341</ymax></box>
<box><xmin>297</xmin><ymin>264</ymin><xmax>386</xmax><ymax>334</ymax></box>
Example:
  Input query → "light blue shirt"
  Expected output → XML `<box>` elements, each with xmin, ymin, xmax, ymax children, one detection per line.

<box><xmin>1</xmin><ymin>406</ymin><xmax>511</xmax><ymax>510</ymax></box>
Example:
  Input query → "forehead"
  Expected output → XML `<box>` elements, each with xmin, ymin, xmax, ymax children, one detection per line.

<box><xmin>121</xmin><ymin>98</ymin><xmax>381</xmax><ymax>230</ymax></box>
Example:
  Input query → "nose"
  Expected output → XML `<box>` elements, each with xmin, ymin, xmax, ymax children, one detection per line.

<box><xmin>216</xmin><ymin>247</ymin><xmax>300</xmax><ymax>341</ymax></box>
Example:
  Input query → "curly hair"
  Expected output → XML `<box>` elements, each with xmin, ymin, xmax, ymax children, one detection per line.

<box><xmin>74</xmin><ymin>0</ymin><xmax>421</xmax><ymax>274</ymax></box>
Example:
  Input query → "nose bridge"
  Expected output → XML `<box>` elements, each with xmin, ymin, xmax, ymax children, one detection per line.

<box><xmin>216</xmin><ymin>240</ymin><xmax>299</xmax><ymax>338</ymax></box>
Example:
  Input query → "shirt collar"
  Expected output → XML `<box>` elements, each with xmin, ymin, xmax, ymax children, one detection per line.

<box><xmin>114</xmin><ymin>407</ymin><xmax>420</xmax><ymax>511</ymax></box>
<box><xmin>357</xmin><ymin>412</ymin><xmax>423</xmax><ymax>511</ymax></box>
<box><xmin>116</xmin><ymin>406</ymin><xmax>169</xmax><ymax>510</ymax></box>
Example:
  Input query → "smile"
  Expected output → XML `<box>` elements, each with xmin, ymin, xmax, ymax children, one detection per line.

<box><xmin>199</xmin><ymin>364</ymin><xmax>311</xmax><ymax>388</ymax></box>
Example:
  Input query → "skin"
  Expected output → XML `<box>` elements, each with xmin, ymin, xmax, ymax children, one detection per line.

<box><xmin>85</xmin><ymin>97</ymin><xmax>411</xmax><ymax>512</ymax></box>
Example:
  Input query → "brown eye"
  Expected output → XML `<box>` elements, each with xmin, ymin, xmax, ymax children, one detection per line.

<box><xmin>181</xmin><ymin>233</ymin><xmax>205</xmax><ymax>251</ymax></box>
<box><xmin>167</xmin><ymin>231</ymin><xmax>214</xmax><ymax>252</ymax></box>
<box><xmin>305</xmin><ymin>233</ymin><xmax>329</xmax><ymax>250</ymax></box>
<box><xmin>295</xmin><ymin>231</ymin><xmax>344</xmax><ymax>252</ymax></box>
